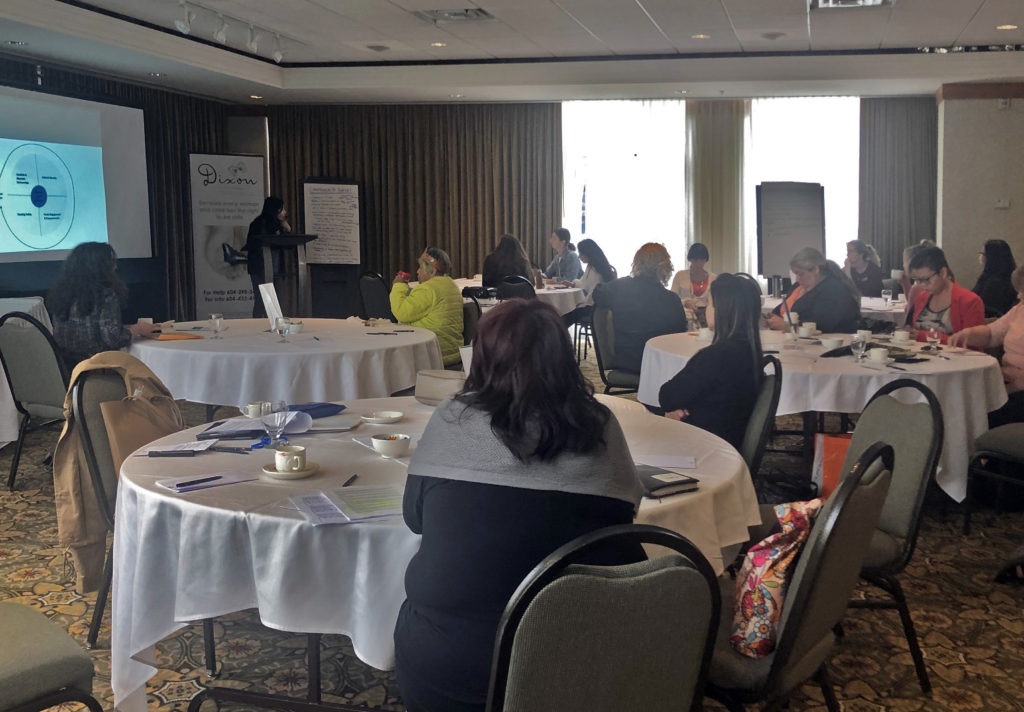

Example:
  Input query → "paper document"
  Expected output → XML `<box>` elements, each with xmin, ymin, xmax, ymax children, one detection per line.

<box><xmin>329</xmin><ymin>484</ymin><xmax>405</xmax><ymax>522</ymax></box>
<box><xmin>147</xmin><ymin>440</ymin><xmax>216</xmax><ymax>454</ymax></box>
<box><xmin>635</xmin><ymin>455</ymin><xmax>697</xmax><ymax>470</ymax></box>
<box><xmin>156</xmin><ymin>471</ymin><xmax>258</xmax><ymax>493</ymax></box>
<box><xmin>259</xmin><ymin>282</ymin><xmax>284</xmax><ymax>331</ymax></box>
<box><xmin>292</xmin><ymin>492</ymin><xmax>351</xmax><ymax>526</ymax></box>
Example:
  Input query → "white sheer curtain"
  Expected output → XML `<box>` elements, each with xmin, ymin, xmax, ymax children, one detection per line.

<box><xmin>745</xmin><ymin>97</ymin><xmax>861</xmax><ymax>267</ymax></box>
<box><xmin>562</xmin><ymin>100</ymin><xmax>687</xmax><ymax>277</ymax></box>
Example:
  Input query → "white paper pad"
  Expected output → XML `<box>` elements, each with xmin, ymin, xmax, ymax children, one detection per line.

<box><xmin>636</xmin><ymin>455</ymin><xmax>697</xmax><ymax>469</ymax></box>
<box><xmin>204</xmin><ymin>412</ymin><xmax>313</xmax><ymax>435</ymax></box>
<box><xmin>260</xmin><ymin>282</ymin><xmax>284</xmax><ymax>331</ymax></box>
<box><xmin>147</xmin><ymin>440</ymin><xmax>216</xmax><ymax>455</ymax></box>
<box><xmin>156</xmin><ymin>471</ymin><xmax>258</xmax><ymax>493</ymax></box>
<box><xmin>328</xmin><ymin>484</ymin><xmax>404</xmax><ymax>522</ymax></box>
<box><xmin>291</xmin><ymin>492</ymin><xmax>351</xmax><ymax>526</ymax></box>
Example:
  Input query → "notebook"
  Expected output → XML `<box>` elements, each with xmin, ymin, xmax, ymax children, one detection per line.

<box><xmin>636</xmin><ymin>464</ymin><xmax>699</xmax><ymax>499</ymax></box>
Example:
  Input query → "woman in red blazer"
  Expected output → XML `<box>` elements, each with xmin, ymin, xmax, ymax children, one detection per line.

<box><xmin>907</xmin><ymin>246</ymin><xmax>985</xmax><ymax>344</ymax></box>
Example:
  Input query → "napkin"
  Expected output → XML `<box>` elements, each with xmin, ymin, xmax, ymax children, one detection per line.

<box><xmin>289</xmin><ymin>403</ymin><xmax>347</xmax><ymax>419</ymax></box>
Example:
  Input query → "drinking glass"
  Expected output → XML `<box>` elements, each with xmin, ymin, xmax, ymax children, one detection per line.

<box><xmin>274</xmin><ymin>316</ymin><xmax>291</xmax><ymax>343</ymax></box>
<box><xmin>209</xmin><ymin>313</ymin><xmax>224</xmax><ymax>339</ymax></box>
<box><xmin>926</xmin><ymin>327</ymin><xmax>942</xmax><ymax>350</ymax></box>
<box><xmin>851</xmin><ymin>334</ymin><xmax>868</xmax><ymax>362</ymax></box>
<box><xmin>880</xmin><ymin>289</ymin><xmax>892</xmax><ymax>308</ymax></box>
<box><xmin>260</xmin><ymin>400</ymin><xmax>290</xmax><ymax>446</ymax></box>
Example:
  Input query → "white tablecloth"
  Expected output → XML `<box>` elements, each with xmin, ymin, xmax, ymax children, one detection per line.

<box><xmin>453</xmin><ymin>277</ymin><xmax>585</xmax><ymax>316</ymax></box>
<box><xmin>128</xmin><ymin>318</ymin><xmax>442</xmax><ymax>406</ymax></box>
<box><xmin>763</xmin><ymin>296</ymin><xmax>907</xmax><ymax>324</ymax></box>
<box><xmin>638</xmin><ymin>330</ymin><xmax>1008</xmax><ymax>502</ymax></box>
<box><xmin>111</xmin><ymin>394</ymin><xmax>758</xmax><ymax>712</ymax></box>
<box><xmin>0</xmin><ymin>297</ymin><xmax>52</xmax><ymax>447</ymax></box>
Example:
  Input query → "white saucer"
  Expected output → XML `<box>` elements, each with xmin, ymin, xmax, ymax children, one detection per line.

<box><xmin>361</xmin><ymin>411</ymin><xmax>403</xmax><ymax>424</ymax></box>
<box><xmin>262</xmin><ymin>462</ymin><xmax>319</xmax><ymax>480</ymax></box>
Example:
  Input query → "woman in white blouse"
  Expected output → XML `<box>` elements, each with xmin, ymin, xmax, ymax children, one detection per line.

<box><xmin>670</xmin><ymin>242</ymin><xmax>717</xmax><ymax>327</ymax></box>
<box><xmin>562</xmin><ymin>238</ymin><xmax>615</xmax><ymax>326</ymax></box>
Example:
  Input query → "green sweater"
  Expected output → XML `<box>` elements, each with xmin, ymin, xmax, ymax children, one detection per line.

<box><xmin>390</xmin><ymin>276</ymin><xmax>464</xmax><ymax>365</ymax></box>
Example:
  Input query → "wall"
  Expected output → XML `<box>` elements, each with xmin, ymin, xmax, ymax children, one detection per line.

<box><xmin>938</xmin><ymin>84</ymin><xmax>1024</xmax><ymax>287</ymax></box>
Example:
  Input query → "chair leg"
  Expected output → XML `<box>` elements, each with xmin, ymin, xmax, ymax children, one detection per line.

<box><xmin>7</xmin><ymin>413</ymin><xmax>29</xmax><ymax>491</ymax></box>
<box><xmin>889</xmin><ymin>576</ymin><xmax>931</xmax><ymax>694</ymax></box>
<box><xmin>203</xmin><ymin>618</ymin><xmax>218</xmax><ymax>678</ymax></box>
<box><xmin>815</xmin><ymin>665</ymin><xmax>840</xmax><ymax>712</ymax></box>
<box><xmin>87</xmin><ymin>544</ymin><xmax>114</xmax><ymax>649</ymax></box>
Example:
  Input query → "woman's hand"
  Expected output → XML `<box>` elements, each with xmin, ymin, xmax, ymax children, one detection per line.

<box><xmin>766</xmin><ymin>314</ymin><xmax>789</xmax><ymax>332</ymax></box>
<box><xmin>665</xmin><ymin>409</ymin><xmax>690</xmax><ymax>421</ymax></box>
<box><xmin>393</xmin><ymin>271</ymin><xmax>410</xmax><ymax>285</ymax></box>
<box><xmin>129</xmin><ymin>321</ymin><xmax>160</xmax><ymax>339</ymax></box>
<box><xmin>948</xmin><ymin>330</ymin><xmax>969</xmax><ymax>348</ymax></box>
<box><xmin>682</xmin><ymin>297</ymin><xmax>697</xmax><ymax>312</ymax></box>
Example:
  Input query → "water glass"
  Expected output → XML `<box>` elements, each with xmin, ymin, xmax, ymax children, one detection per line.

<box><xmin>275</xmin><ymin>317</ymin><xmax>291</xmax><ymax>343</ymax></box>
<box><xmin>880</xmin><ymin>289</ymin><xmax>892</xmax><ymax>308</ymax></box>
<box><xmin>260</xmin><ymin>400</ymin><xmax>289</xmax><ymax>446</ymax></box>
<box><xmin>851</xmin><ymin>334</ymin><xmax>868</xmax><ymax>362</ymax></box>
<box><xmin>926</xmin><ymin>327</ymin><xmax>942</xmax><ymax>349</ymax></box>
<box><xmin>209</xmin><ymin>313</ymin><xmax>224</xmax><ymax>339</ymax></box>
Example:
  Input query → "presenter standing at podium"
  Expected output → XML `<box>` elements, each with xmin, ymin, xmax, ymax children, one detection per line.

<box><xmin>244</xmin><ymin>196</ymin><xmax>292</xmax><ymax>318</ymax></box>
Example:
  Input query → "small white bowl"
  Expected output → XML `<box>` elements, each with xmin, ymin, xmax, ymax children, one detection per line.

<box><xmin>361</xmin><ymin>411</ymin><xmax>403</xmax><ymax>425</ymax></box>
<box><xmin>371</xmin><ymin>433</ymin><xmax>411</xmax><ymax>458</ymax></box>
<box><xmin>820</xmin><ymin>337</ymin><xmax>843</xmax><ymax>350</ymax></box>
<box><xmin>286</xmin><ymin>320</ymin><xmax>304</xmax><ymax>334</ymax></box>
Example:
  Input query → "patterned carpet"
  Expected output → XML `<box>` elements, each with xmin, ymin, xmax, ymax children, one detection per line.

<box><xmin>2</xmin><ymin>356</ymin><xmax>1023</xmax><ymax>711</ymax></box>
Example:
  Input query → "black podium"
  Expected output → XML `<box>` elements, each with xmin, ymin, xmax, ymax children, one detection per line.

<box><xmin>250</xmin><ymin>234</ymin><xmax>317</xmax><ymax>317</ymax></box>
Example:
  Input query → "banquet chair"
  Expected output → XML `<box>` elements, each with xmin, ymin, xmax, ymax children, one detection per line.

<box><xmin>495</xmin><ymin>275</ymin><xmax>536</xmax><ymax>301</ymax></box>
<box><xmin>358</xmin><ymin>271</ymin><xmax>396</xmax><ymax>322</ymax></box>
<box><xmin>738</xmin><ymin>355</ymin><xmax>782</xmax><ymax>480</ymax></box>
<box><xmin>463</xmin><ymin>295</ymin><xmax>482</xmax><ymax>345</ymax></box>
<box><xmin>707</xmin><ymin>443</ymin><xmax>893</xmax><ymax>712</ymax></box>
<box><xmin>840</xmin><ymin>379</ymin><xmax>941</xmax><ymax>694</ymax></box>
<box><xmin>963</xmin><ymin>423</ymin><xmax>1024</xmax><ymax>535</ymax></box>
<box><xmin>0</xmin><ymin>311</ymin><xmax>70</xmax><ymax>490</ymax></box>
<box><xmin>590</xmin><ymin>307</ymin><xmax>639</xmax><ymax>395</ymax></box>
<box><xmin>0</xmin><ymin>602</ymin><xmax>102</xmax><ymax>712</ymax></box>
<box><xmin>486</xmin><ymin>524</ymin><xmax>719</xmax><ymax>712</ymax></box>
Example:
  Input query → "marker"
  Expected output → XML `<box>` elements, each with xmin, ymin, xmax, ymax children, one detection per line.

<box><xmin>148</xmin><ymin>450</ymin><xmax>196</xmax><ymax>458</ymax></box>
<box><xmin>174</xmin><ymin>475</ymin><xmax>222</xmax><ymax>488</ymax></box>
<box><xmin>342</xmin><ymin>474</ymin><xmax>359</xmax><ymax>487</ymax></box>
<box><xmin>210</xmin><ymin>446</ymin><xmax>250</xmax><ymax>454</ymax></box>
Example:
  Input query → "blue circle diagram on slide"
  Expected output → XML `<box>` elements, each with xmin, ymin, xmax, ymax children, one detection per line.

<box><xmin>0</xmin><ymin>143</ymin><xmax>76</xmax><ymax>249</ymax></box>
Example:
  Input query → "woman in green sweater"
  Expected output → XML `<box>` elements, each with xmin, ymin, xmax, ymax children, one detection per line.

<box><xmin>391</xmin><ymin>247</ymin><xmax>464</xmax><ymax>365</ymax></box>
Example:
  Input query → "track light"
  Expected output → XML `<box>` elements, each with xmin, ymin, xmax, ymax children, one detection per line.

<box><xmin>272</xmin><ymin>34</ymin><xmax>283</xmax><ymax>63</ymax></box>
<box><xmin>174</xmin><ymin>2</ymin><xmax>194</xmax><ymax>35</ymax></box>
<box><xmin>213</xmin><ymin>15</ymin><xmax>228</xmax><ymax>44</ymax></box>
<box><xmin>246</xmin><ymin>25</ymin><xmax>260</xmax><ymax>53</ymax></box>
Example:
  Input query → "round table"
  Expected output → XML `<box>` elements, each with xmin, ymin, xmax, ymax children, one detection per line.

<box><xmin>763</xmin><ymin>296</ymin><xmax>907</xmax><ymax>324</ymax></box>
<box><xmin>111</xmin><ymin>394</ymin><xmax>758</xmax><ymax>712</ymax></box>
<box><xmin>128</xmin><ymin>318</ymin><xmax>443</xmax><ymax>406</ymax></box>
<box><xmin>638</xmin><ymin>330</ymin><xmax>1008</xmax><ymax>502</ymax></box>
<box><xmin>453</xmin><ymin>277</ymin><xmax>585</xmax><ymax>316</ymax></box>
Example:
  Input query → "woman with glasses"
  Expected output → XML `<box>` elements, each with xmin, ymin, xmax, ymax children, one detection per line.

<box><xmin>391</xmin><ymin>247</ymin><xmax>464</xmax><ymax>366</ymax></box>
<box><xmin>906</xmin><ymin>246</ymin><xmax>984</xmax><ymax>344</ymax></box>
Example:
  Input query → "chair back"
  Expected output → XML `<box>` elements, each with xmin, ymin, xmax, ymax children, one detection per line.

<box><xmin>496</xmin><ymin>275</ymin><xmax>536</xmax><ymax>301</ymax></box>
<box><xmin>591</xmin><ymin>306</ymin><xmax>618</xmax><ymax>372</ymax></box>
<box><xmin>0</xmin><ymin>311</ymin><xmax>69</xmax><ymax>421</ymax></box>
<box><xmin>71</xmin><ymin>369</ymin><xmax>130</xmax><ymax>531</ymax></box>
<box><xmin>839</xmin><ymin>379</ymin><xmax>942</xmax><ymax>564</ymax></box>
<box><xmin>463</xmin><ymin>296</ymin><xmax>482</xmax><ymax>345</ymax></box>
<box><xmin>359</xmin><ymin>271</ymin><xmax>396</xmax><ymax>321</ymax></box>
<box><xmin>487</xmin><ymin>524</ymin><xmax>719</xmax><ymax>712</ymax></box>
<box><xmin>766</xmin><ymin>443</ymin><xmax>893</xmax><ymax>696</ymax></box>
<box><xmin>881</xmin><ymin>277</ymin><xmax>897</xmax><ymax>295</ymax></box>
<box><xmin>738</xmin><ymin>355</ymin><xmax>782</xmax><ymax>478</ymax></box>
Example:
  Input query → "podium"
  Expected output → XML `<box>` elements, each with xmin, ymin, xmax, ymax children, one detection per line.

<box><xmin>250</xmin><ymin>234</ymin><xmax>317</xmax><ymax>317</ymax></box>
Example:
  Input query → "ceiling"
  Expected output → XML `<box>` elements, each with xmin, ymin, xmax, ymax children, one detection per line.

<box><xmin>0</xmin><ymin>0</ymin><xmax>1023</xmax><ymax>103</ymax></box>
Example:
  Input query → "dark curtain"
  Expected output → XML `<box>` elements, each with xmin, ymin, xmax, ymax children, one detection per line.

<box><xmin>0</xmin><ymin>57</ymin><xmax>227</xmax><ymax>319</ymax></box>
<box><xmin>266</xmin><ymin>103</ymin><xmax>562</xmax><ymax>279</ymax></box>
<box><xmin>858</xmin><ymin>97</ymin><xmax>938</xmax><ymax>272</ymax></box>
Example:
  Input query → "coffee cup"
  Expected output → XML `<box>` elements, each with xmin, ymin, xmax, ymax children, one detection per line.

<box><xmin>892</xmin><ymin>330</ymin><xmax>910</xmax><ymax>345</ymax></box>
<box><xmin>798</xmin><ymin>325</ymin><xmax>814</xmax><ymax>338</ymax></box>
<box><xmin>868</xmin><ymin>347</ymin><xmax>889</xmax><ymax>363</ymax></box>
<box><xmin>697</xmin><ymin>327</ymin><xmax>713</xmax><ymax>342</ymax></box>
<box><xmin>897</xmin><ymin>293</ymin><xmax>907</xmax><ymax>304</ymax></box>
<box><xmin>891</xmin><ymin>269</ymin><xmax>904</xmax><ymax>280</ymax></box>
<box><xmin>243</xmin><ymin>402</ymin><xmax>266</xmax><ymax>418</ymax></box>
<box><xmin>857</xmin><ymin>329</ymin><xmax>872</xmax><ymax>341</ymax></box>
<box><xmin>803</xmin><ymin>321</ymin><xmax>817</xmax><ymax>333</ymax></box>
<box><xmin>275</xmin><ymin>445</ymin><xmax>307</xmax><ymax>472</ymax></box>
<box><xmin>820</xmin><ymin>337</ymin><xmax>843</xmax><ymax>350</ymax></box>
<box><xmin>788</xmin><ymin>311</ymin><xmax>799</xmax><ymax>326</ymax></box>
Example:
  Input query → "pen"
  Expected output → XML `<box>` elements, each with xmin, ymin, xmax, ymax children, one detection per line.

<box><xmin>394</xmin><ymin>329</ymin><xmax>414</xmax><ymax>332</ymax></box>
<box><xmin>210</xmin><ymin>446</ymin><xmax>250</xmax><ymax>454</ymax></box>
<box><xmin>148</xmin><ymin>450</ymin><xmax>197</xmax><ymax>457</ymax></box>
<box><xmin>174</xmin><ymin>475</ymin><xmax>223</xmax><ymax>488</ymax></box>
<box><xmin>313</xmin><ymin>336</ymin><xmax>321</xmax><ymax>341</ymax></box>
<box><xmin>342</xmin><ymin>474</ymin><xmax>359</xmax><ymax>487</ymax></box>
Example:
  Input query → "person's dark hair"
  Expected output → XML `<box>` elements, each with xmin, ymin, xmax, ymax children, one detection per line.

<box><xmin>47</xmin><ymin>242</ymin><xmax>125</xmax><ymax>320</ymax></box>
<box><xmin>553</xmin><ymin>227</ymin><xmax>575</xmax><ymax>251</ymax></box>
<box><xmin>790</xmin><ymin>246</ymin><xmax>861</xmax><ymax>300</ymax></box>
<box><xmin>687</xmin><ymin>243</ymin><xmax>710</xmax><ymax>262</ymax></box>
<box><xmin>260</xmin><ymin>196</ymin><xmax>284</xmax><ymax>219</ymax></box>
<box><xmin>494</xmin><ymin>234</ymin><xmax>529</xmax><ymax>262</ymax></box>
<box><xmin>422</xmin><ymin>246</ymin><xmax>452</xmax><ymax>275</ymax></box>
<box><xmin>459</xmin><ymin>299</ymin><xmax>610</xmax><ymax>461</ymax></box>
<box><xmin>979</xmin><ymin>239</ymin><xmax>1016</xmax><ymax>279</ymax></box>
<box><xmin>577</xmin><ymin>238</ymin><xmax>614</xmax><ymax>282</ymax></box>
<box><xmin>902</xmin><ymin>239</ymin><xmax>935</xmax><ymax>266</ymax></box>
<box><xmin>710</xmin><ymin>273</ymin><xmax>764</xmax><ymax>382</ymax></box>
<box><xmin>907</xmin><ymin>245</ymin><xmax>950</xmax><ymax>275</ymax></box>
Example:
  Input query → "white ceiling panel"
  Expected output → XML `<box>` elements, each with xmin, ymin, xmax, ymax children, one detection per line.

<box><xmin>551</xmin><ymin>0</ymin><xmax>676</xmax><ymax>54</ymax></box>
<box><xmin>959</xmin><ymin>0</ymin><xmax>1024</xmax><ymax>47</ymax></box>
<box><xmin>881</xmin><ymin>0</ymin><xmax>981</xmax><ymax>48</ymax></box>
<box><xmin>809</xmin><ymin>5</ymin><xmax>892</xmax><ymax>50</ymax></box>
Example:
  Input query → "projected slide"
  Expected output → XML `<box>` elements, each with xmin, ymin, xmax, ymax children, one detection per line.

<box><xmin>0</xmin><ymin>140</ymin><xmax>106</xmax><ymax>251</ymax></box>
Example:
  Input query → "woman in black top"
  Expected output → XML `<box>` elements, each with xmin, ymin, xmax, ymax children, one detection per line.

<box><xmin>480</xmin><ymin>234</ymin><xmax>533</xmax><ymax>288</ymax></box>
<box><xmin>394</xmin><ymin>299</ymin><xmax>644</xmax><ymax>712</ymax></box>
<box><xmin>845</xmin><ymin>239</ymin><xmax>884</xmax><ymax>297</ymax></box>
<box><xmin>767</xmin><ymin>247</ymin><xmax>861</xmax><ymax>334</ymax></box>
<box><xmin>659</xmin><ymin>273</ymin><xmax>763</xmax><ymax>449</ymax></box>
<box><xmin>243</xmin><ymin>196</ymin><xmax>291</xmax><ymax>317</ymax></box>
<box><xmin>973</xmin><ymin>239</ymin><xmax>1018</xmax><ymax>318</ymax></box>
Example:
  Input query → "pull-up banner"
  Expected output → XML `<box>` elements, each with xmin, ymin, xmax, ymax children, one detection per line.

<box><xmin>189</xmin><ymin>154</ymin><xmax>265</xmax><ymax>318</ymax></box>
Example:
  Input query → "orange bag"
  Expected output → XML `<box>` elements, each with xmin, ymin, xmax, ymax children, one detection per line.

<box><xmin>812</xmin><ymin>433</ymin><xmax>853</xmax><ymax>499</ymax></box>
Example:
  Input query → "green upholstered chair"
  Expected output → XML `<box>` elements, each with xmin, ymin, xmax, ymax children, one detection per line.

<box><xmin>963</xmin><ymin>422</ymin><xmax>1024</xmax><ymax>535</ymax></box>
<box><xmin>840</xmin><ymin>379</ymin><xmax>942</xmax><ymax>694</ymax></box>
<box><xmin>738</xmin><ymin>355</ymin><xmax>783</xmax><ymax>480</ymax></box>
<box><xmin>0</xmin><ymin>602</ymin><xmax>102</xmax><ymax>712</ymax></box>
<box><xmin>707</xmin><ymin>443</ymin><xmax>893</xmax><ymax>712</ymax></box>
<box><xmin>591</xmin><ymin>306</ymin><xmax>640</xmax><ymax>395</ymax></box>
<box><xmin>487</xmin><ymin>524</ymin><xmax>719</xmax><ymax>712</ymax></box>
<box><xmin>0</xmin><ymin>311</ymin><xmax>70</xmax><ymax>491</ymax></box>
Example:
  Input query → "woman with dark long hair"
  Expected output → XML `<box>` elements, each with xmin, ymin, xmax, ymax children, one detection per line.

<box><xmin>49</xmin><ymin>242</ymin><xmax>158</xmax><ymax>365</ymax></box>
<box><xmin>480</xmin><ymin>234</ymin><xmax>533</xmax><ymax>288</ymax></box>
<box><xmin>542</xmin><ymin>227</ymin><xmax>582</xmax><ymax>282</ymax></box>
<box><xmin>561</xmin><ymin>237</ymin><xmax>615</xmax><ymax>326</ymax></box>
<box><xmin>244</xmin><ymin>196</ymin><xmax>292</xmax><ymax>318</ymax></box>
<box><xmin>659</xmin><ymin>273</ymin><xmax>764</xmax><ymax>448</ymax></box>
<box><xmin>973</xmin><ymin>239</ymin><xmax>1018</xmax><ymax>317</ymax></box>
<box><xmin>394</xmin><ymin>299</ymin><xmax>643</xmax><ymax>712</ymax></box>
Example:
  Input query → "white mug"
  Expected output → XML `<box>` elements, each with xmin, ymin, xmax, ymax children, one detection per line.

<box><xmin>275</xmin><ymin>445</ymin><xmax>307</xmax><ymax>472</ymax></box>
<box><xmin>857</xmin><ymin>329</ymin><xmax>872</xmax><ymax>341</ymax></box>
<box><xmin>243</xmin><ymin>402</ymin><xmax>266</xmax><ymax>418</ymax></box>
<box><xmin>820</xmin><ymin>337</ymin><xmax>843</xmax><ymax>350</ymax></box>
<box><xmin>803</xmin><ymin>321</ymin><xmax>817</xmax><ymax>333</ymax></box>
<box><xmin>697</xmin><ymin>327</ymin><xmax>713</xmax><ymax>342</ymax></box>
<box><xmin>788</xmin><ymin>311</ymin><xmax>799</xmax><ymax>326</ymax></box>
<box><xmin>798</xmin><ymin>325</ymin><xmax>814</xmax><ymax>338</ymax></box>
<box><xmin>892</xmin><ymin>330</ymin><xmax>910</xmax><ymax>344</ymax></box>
<box><xmin>897</xmin><ymin>293</ymin><xmax>907</xmax><ymax>304</ymax></box>
<box><xmin>868</xmin><ymin>347</ymin><xmax>889</xmax><ymax>363</ymax></box>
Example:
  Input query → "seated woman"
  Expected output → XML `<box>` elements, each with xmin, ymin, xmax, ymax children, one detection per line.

<box><xmin>973</xmin><ymin>239</ymin><xmax>1018</xmax><ymax>318</ymax></box>
<box><xmin>481</xmin><ymin>234</ymin><xmax>533</xmax><ymax>288</ymax></box>
<box><xmin>390</xmin><ymin>247</ymin><xmax>464</xmax><ymax>366</ymax></box>
<box><xmin>659</xmin><ymin>273</ymin><xmax>763</xmax><ymax>450</ymax></box>
<box><xmin>592</xmin><ymin>242</ymin><xmax>688</xmax><ymax>373</ymax></box>
<box><xmin>394</xmin><ymin>298</ymin><xmax>644</xmax><ymax>712</ymax></box>
<box><xmin>898</xmin><ymin>239</ymin><xmax>935</xmax><ymax>325</ymax></box>
<box><xmin>670</xmin><ymin>242</ymin><xmax>717</xmax><ymax>326</ymax></box>
<box><xmin>907</xmin><ymin>245</ymin><xmax>984</xmax><ymax>344</ymax></box>
<box><xmin>562</xmin><ymin>238</ymin><xmax>615</xmax><ymax>327</ymax></box>
<box><xmin>844</xmin><ymin>239</ymin><xmax>884</xmax><ymax>297</ymax></box>
<box><xmin>766</xmin><ymin>247</ymin><xmax>860</xmax><ymax>334</ymax></box>
<box><xmin>49</xmin><ymin>242</ymin><xmax>159</xmax><ymax>367</ymax></box>
<box><xmin>542</xmin><ymin>227</ymin><xmax>583</xmax><ymax>282</ymax></box>
<box><xmin>952</xmin><ymin>265</ymin><xmax>1024</xmax><ymax>427</ymax></box>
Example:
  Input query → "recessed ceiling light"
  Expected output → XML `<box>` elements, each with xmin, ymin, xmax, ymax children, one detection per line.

<box><xmin>997</xmin><ymin>24</ymin><xmax>1019</xmax><ymax>31</ymax></box>
<box><xmin>449</xmin><ymin>93</ymin><xmax>465</xmax><ymax>99</ymax></box>
<box><xmin>250</xmin><ymin>94</ymin><xmax>263</xmax><ymax>99</ymax></box>
<box><xmin>691</xmin><ymin>33</ymin><xmax>710</xmax><ymax>40</ymax></box>
<box><xmin>431</xmin><ymin>41</ymin><xmax>447</xmax><ymax>48</ymax></box>
<box><xmin>148</xmin><ymin>72</ymin><xmax>165</xmax><ymax>77</ymax></box>
<box><xmin>5</xmin><ymin>40</ymin><xmax>28</xmax><ymax>46</ymax></box>
<box><xmin>366</xmin><ymin>44</ymin><xmax>390</xmax><ymax>52</ymax></box>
